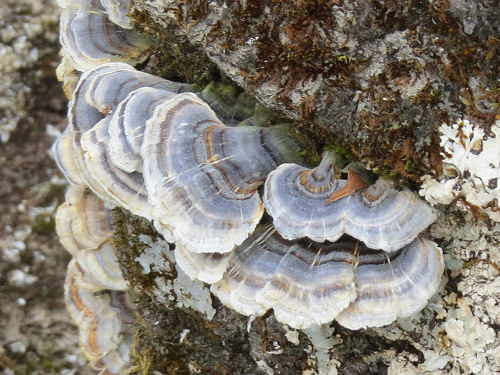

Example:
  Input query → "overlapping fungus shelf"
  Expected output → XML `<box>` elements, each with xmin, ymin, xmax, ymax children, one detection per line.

<box><xmin>51</xmin><ymin>4</ymin><xmax>448</xmax><ymax>372</ymax></box>
<box><xmin>264</xmin><ymin>151</ymin><xmax>438</xmax><ymax>251</ymax></box>
<box><xmin>211</xmin><ymin>224</ymin><xmax>443</xmax><ymax>329</ymax></box>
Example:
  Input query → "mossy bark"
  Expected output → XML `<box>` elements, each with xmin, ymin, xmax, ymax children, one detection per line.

<box><xmin>132</xmin><ymin>0</ymin><xmax>499</xmax><ymax>179</ymax></box>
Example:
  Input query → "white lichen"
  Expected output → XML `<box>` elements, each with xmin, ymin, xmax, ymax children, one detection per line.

<box><xmin>443</xmin><ymin>298</ymin><xmax>497</xmax><ymax>374</ymax></box>
<box><xmin>302</xmin><ymin>325</ymin><xmax>340</xmax><ymax>375</ymax></box>
<box><xmin>372</xmin><ymin>209</ymin><xmax>500</xmax><ymax>375</ymax></box>
<box><xmin>420</xmin><ymin>119</ymin><xmax>500</xmax><ymax>222</ymax></box>
<box><xmin>136</xmin><ymin>235</ymin><xmax>216</xmax><ymax>320</ymax></box>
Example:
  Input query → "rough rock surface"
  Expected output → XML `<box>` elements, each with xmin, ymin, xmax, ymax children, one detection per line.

<box><xmin>132</xmin><ymin>0</ymin><xmax>499</xmax><ymax>178</ymax></box>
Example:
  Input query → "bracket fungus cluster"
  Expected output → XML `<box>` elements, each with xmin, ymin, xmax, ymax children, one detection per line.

<box><xmin>56</xmin><ymin>186</ymin><xmax>134</xmax><ymax>375</ymax></box>
<box><xmin>53</xmin><ymin>62</ymin><xmax>302</xmax><ymax>252</ymax></box>
<box><xmin>263</xmin><ymin>153</ymin><xmax>438</xmax><ymax>251</ymax></box>
<box><xmin>51</xmin><ymin>1</ymin><xmax>446</xmax><ymax>372</ymax></box>
<box><xmin>211</xmin><ymin>152</ymin><xmax>443</xmax><ymax>329</ymax></box>
<box><xmin>53</xmin><ymin>62</ymin><xmax>444</xmax><ymax>331</ymax></box>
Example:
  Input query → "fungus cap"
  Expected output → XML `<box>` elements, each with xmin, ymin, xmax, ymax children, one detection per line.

<box><xmin>174</xmin><ymin>245</ymin><xmax>231</xmax><ymax>284</ymax></box>
<box><xmin>211</xmin><ymin>225</ymin><xmax>358</xmax><ymax>328</ymax></box>
<box><xmin>141</xmin><ymin>93</ymin><xmax>279</xmax><ymax>253</ymax></box>
<box><xmin>335</xmin><ymin>237</ymin><xmax>444</xmax><ymax>330</ymax></box>
<box><xmin>76</xmin><ymin>242</ymin><xmax>128</xmax><ymax>291</ymax></box>
<box><xmin>212</xmin><ymin>226</ymin><xmax>444</xmax><ymax>329</ymax></box>
<box><xmin>59</xmin><ymin>2</ymin><xmax>150</xmax><ymax>72</ymax></box>
<box><xmin>55</xmin><ymin>186</ymin><xmax>113</xmax><ymax>256</ymax></box>
<box><xmin>99</xmin><ymin>0</ymin><xmax>133</xmax><ymax>29</ymax></box>
<box><xmin>263</xmin><ymin>153</ymin><xmax>437</xmax><ymax>251</ymax></box>
<box><xmin>80</xmin><ymin>117</ymin><xmax>152</xmax><ymax>219</ymax></box>
<box><xmin>107</xmin><ymin>87</ymin><xmax>178</xmax><ymax>173</ymax></box>
<box><xmin>65</xmin><ymin>260</ymin><xmax>133</xmax><ymax>373</ymax></box>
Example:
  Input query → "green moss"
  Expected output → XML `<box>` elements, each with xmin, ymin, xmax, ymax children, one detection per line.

<box><xmin>253</xmin><ymin>103</ymin><xmax>284</xmax><ymax>126</ymax></box>
<box><xmin>112</xmin><ymin>208</ymin><xmax>169</xmax><ymax>294</ymax></box>
<box><xmin>32</xmin><ymin>214</ymin><xmax>55</xmax><ymax>235</ymax></box>
<box><xmin>379</xmin><ymin>169</ymin><xmax>401</xmax><ymax>179</ymax></box>
<box><xmin>323</xmin><ymin>144</ymin><xmax>354</xmax><ymax>161</ymax></box>
<box><xmin>200</xmin><ymin>82</ymin><xmax>257</xmax><ymax>122</ymax></box>
<box><xmin>130</xmin><ymin>2</ymin><xmax>219</xmax><ymax>85</ymax></box>
<box><xmin>290</xmin><ymin>120</ymin><xmax>344</xmax><ymax>166</ymax></box>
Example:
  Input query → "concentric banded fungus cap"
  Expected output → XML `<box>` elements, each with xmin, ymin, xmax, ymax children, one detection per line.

<box><xmin>71</xmin><ymin>62</ymin><xmax>168</xmax><ymax>135</ymax></box>
<box><xmin>80</xmin><ymin>310</ymin><xmax>133</xmax><ymax>375</ymax></box>
<box><xmin>92</xmin><ymin>341</ymin><xmax>133</xmax><ymax>375</ymax></box>
<box><xmin>80</xmin><ymin>117</ymin><xmax>151</xmax><ymax>218</ymax></box>
<box><xmin>99</xmin><ymin>0</ymin><xmax>133</xmax><ymax>29</ymax></box>
<box><xmin>83</xmin><ymin>63</ymin><xmax>188</xmax><ymax>114</ymax></box>
<box><xmin>76</xmin><ymin>242</ymin><xmax>128</xmax><ymax>291</ymax></box>
<box><xmin>65</xmin><ymin>259</ymin><xmax>110</xmax><ymax>325</ymax></box>
<box><xmin>142</xmin><ymin>93</ymin><xmax>301</xmax><ymax>253</ymax></box>
<box><xmin>211</xmin><ymin>225</ymin><xmax>444</xmax><ymax>329</ymax></box>
<box><xmin>264</xmin><ymin>152</ymin><xmax>438</xmax><ymax>251</ymax></box>
<box><xmin>56</xmin><ymin>187</ymin><xmax>127</xmax><ymax>290</ymax></box>
<box><xmin>68</xmin><ymin>62</ymin><xmax>178</xmax><ymax>150</ymax></box>
<box><xmin>59</xmin><ymin>1</ymin><xmax>150</xmax><ymax>72</ymax></box>
<box><xmin>65</xmin><ymin>260</ymin><xmax>133</xmax><ymax>374</ymax></box>
<box><xmin>53</xmin><ymin>129</ymin><xmax>87</xmax><ymax>186</ymax></box>
<box><xmin>53</xmin><ymin>63</ymin><xmax>133</xmax><ymax>187</ymax></box>
<box><xmin>78</xmin><ymin>307</ymin><xmax>122</xmax><ymax>360</ymax></box>
<box><xmin>107</xmin><ymin>87</ymin><xmax>179</xmax><ymax>173</ymax></box>
<box><xmin>54</xmin><ymin>62</ymin><xmax>180</xmax><ymax>189</ymax></box>
<box><xmin>55</xmin><ymin>186</ymin><xmax>113</xmax><ymax>256</ymax></box>
<box><xmin>335</xmin><ymin>237</ymin><xmax>444</xmax><ymax>330</ymax></box>
<box><xmin>211</xmin><ymin>225</ymin><xmax>358</xmax><ymax>328</ymax></box>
